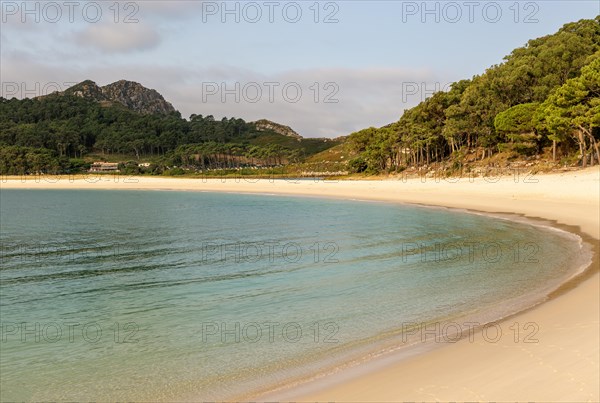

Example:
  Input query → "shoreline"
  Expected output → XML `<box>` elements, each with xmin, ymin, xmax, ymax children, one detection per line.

<box><xmin>2</xmin><ymin>167</ymin><xmax>599</xmax><ymax>401</ymax></box>
<box><xmin>242</xmin><ymin>207</ymin><xmax>598</xmax><ymax>402</ymax></box>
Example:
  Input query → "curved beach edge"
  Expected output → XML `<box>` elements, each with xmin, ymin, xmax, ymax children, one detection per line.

<box><xmin>2</xmin><ymin>167</ymin><xmax>599</xmax><ymax>402</ymax></box>
<box><xmin>246</xmin><ymin>207</ymin><xmax>597</xmax><ymax>403</ymax></box>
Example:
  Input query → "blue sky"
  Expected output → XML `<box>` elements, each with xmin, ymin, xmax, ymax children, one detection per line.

<box><xmin>1</xmin><ymin>0</ymin><xmax>598</xmax><ymax>137</ymax></box>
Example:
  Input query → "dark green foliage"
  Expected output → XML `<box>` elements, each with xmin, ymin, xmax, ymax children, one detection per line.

<box><xmin>347</xmin><ymin>17</ymin><xmax>600</xmax><ymax>173</ymax></box>
<box><xmin>495</xmin><ymin>103</ymin><xmax>540</xmax><ymax>134</ymax></box>
<box><xmin>0</xmin><ymin>146</ymin><xmax>66</xmax><ymax>175</ymax></box>
<box><xmin>536</xmin><ymin>56</ymin><xmax>600</xmax><ymax>165</ymax></box>
<box><xmin>494</xmin><ymin>103</ymin><xmax>542</xmax><ymax>155</ymax></box>
<box><xmin>347</xmin><ymin>156</ymin><xmax>368</xmax><ymax>173</ymax></box>
<box><xmin>0</xmin><ymin>93</ymin><xmax>339</xmax><ymax>174</ymax></box>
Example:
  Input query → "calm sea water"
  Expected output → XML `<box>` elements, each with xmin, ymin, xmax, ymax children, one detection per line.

<box><xmin>0</xmin><ymin>189</ymin><xmax>587</xmax><ymax>400</ymax></box>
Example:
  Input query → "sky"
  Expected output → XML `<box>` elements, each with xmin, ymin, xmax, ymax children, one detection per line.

<box><xmin>1</xmin><ymin>0</ymin><xmax>598</xmax><ymax>137</ymax></box>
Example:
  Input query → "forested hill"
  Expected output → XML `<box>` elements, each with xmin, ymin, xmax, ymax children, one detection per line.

<box><xmin>345</xmin><ymin>17</ymin><xmax>600</xmax><ymax>174</ymax></box>
<box><xmin>1</xmin><ymin>17</ymin><xmax>598</xmax><ymax>177</ymax></box>
<box><xmin>0</xmin><ymin>81</ymin><xmax>340</xmax><ymax>175</ymax></box>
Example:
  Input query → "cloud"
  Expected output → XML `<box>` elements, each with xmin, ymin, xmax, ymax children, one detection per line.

<box><xmin>75</xmin><ymin>23</ymin><xmax>160</xmax><ymax>53</ymax></box>
<box><xmin>170</xmin><ymin>67</ymin><xmax>452</xmax><ymax>137</ymax></box>
<box><xmin>0</xmin><ymin>55</ymin><xmax>456</xmax><ymax>137</ymax></box>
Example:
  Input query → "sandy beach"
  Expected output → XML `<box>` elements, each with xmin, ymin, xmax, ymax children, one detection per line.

<box><xmin>2</xmin><ymin>167</ymin><xmax>599</xmax><ymax>402</ymax></box>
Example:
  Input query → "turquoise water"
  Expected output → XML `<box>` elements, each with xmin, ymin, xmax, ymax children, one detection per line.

<box><xmin>0</xmin><ymin>189</ymin><xmax>586</xmax><ymax>400</ymax></box>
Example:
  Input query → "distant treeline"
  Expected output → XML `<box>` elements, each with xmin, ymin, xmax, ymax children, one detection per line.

<box><xmin>347</xmin><ymin>17</ymin><xmax>600</xmax><ymax>173</ymax></box>
<box><xmin>2</xmin><ymin>17</ymin><xmax>598</xmax><ymax>176</ymax></box>
<box><xmin>0</xmin><ymin>94</ymin><xmax>335</xmax><ymax>174</ymax></box>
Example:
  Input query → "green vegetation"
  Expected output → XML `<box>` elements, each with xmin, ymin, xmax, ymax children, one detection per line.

<box><xmin>1</xmin><ymin>17</ymin><xmax>598</xmax><ymax>176</ymax></box>
<box><xmin>537</xmin><ymin>57</ymin><xmax>600</xmax><ymax>164</ymax></box>
<box><xmin>0</xmin><ymin>94</ymin><xmax>339</xmax><ymax>175</ymax></box>
<box><xmin>346</xmin><ymin>17</ymin><xmax>600</xmax><ymax>173</ymax></box>
<box><xmin>495</xmin><ymin>103</ymin><xmax>541</xmax><ymax>155</ymax></box>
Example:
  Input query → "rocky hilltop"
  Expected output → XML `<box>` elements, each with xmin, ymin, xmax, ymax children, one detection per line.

<box><xmin>60</xmin><ymin>80</ymin><xmax>176</xmax><ymax>115</ymax></box>
<box><xmin>101</xmin><ymin>80</ymin><xmax>176</xmax><ymax>115</ymax></box>
<box><xmin>252</xmin><ymin>119</ymin><xmax>302</xmax><ymax>139</ymax></box>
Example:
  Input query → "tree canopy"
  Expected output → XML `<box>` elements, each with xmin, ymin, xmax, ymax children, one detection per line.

<box><xmin>0</xmin><ymin>93</ymin><xmax>338</xmax><ymax>174</ymax></box>
<box><xmin>346</xmin><ymin>17</ymin><xmax>600</xmax><ymax>173</ymax></box>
